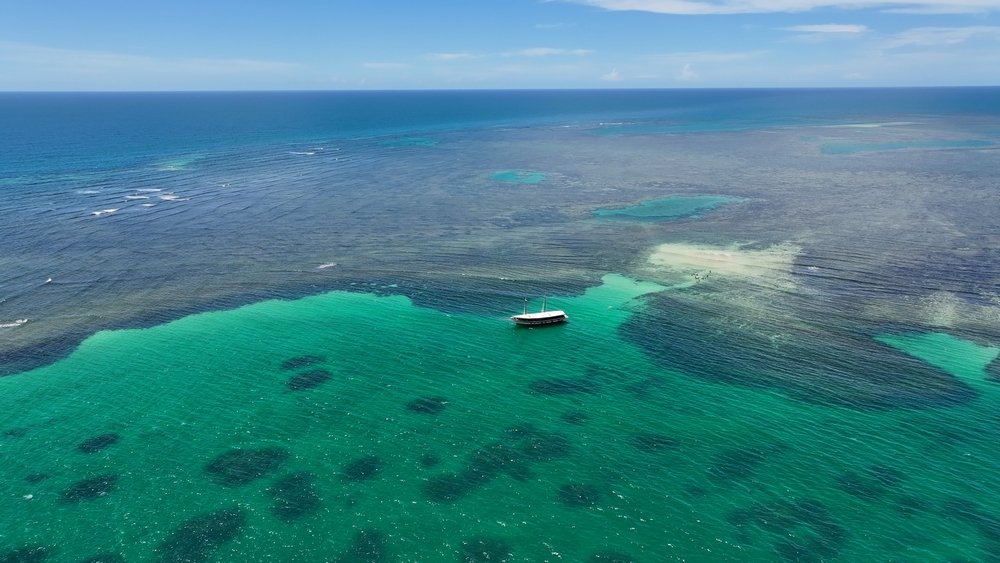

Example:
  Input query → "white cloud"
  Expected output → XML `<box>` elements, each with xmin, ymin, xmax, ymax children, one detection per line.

<box><xmin>426</xmin><ymin>52</ymin><xmax>479</xmax><ymax>61</ymax></box>
<box><xmin>651</xmin><ymin>50</ymin><xmax>766</xmax><ymax>63</ymax></box>
<box><xmin>362</xmin><ymin>62</ymin><xmax>409</xmax><ymax>69</ymax></box>
<box><xmin>510</xmin><ymin>47</ymin><xmax>594</xmax><ymax>57</ymax></box>
<box><xmin>678</xmin><ymin>63</ymin><xmax>699</xmax><ymax>80</ymax></box>
<box><xmin>0</xmin><ymin>41</ymin><xmax>306</xmax><ymax>90</ymax></box>
<box><xmin>0</xmin><ymin>41</ymin><xmax>298</xmax><ymax>77</ymax></box>
<box><xmin>562</xmin><ymin>0</ymin><xmax>1000</xmax><ymax>15</ymax></box>
<box><xmin>780</xmin><ymin>23</ymin><xmax>869</xmax><ymax>42</ymax></box>
<box><xmin>601</xmin><ymin>67</ymin><xmax>623</xmax><ymax>80</ymax></box>
<box><xmin>882</xmin><ymin>25</ymin><xmax>1000</xmax><ymax>47</ymax></box>
<box><xmin>781</xmin><ymin>24</ymin><xmax>868</xmax><ymax>33</ymax></box>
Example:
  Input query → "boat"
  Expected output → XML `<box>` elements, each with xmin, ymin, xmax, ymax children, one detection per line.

<box><xmin>510</xmin><ymin>297</ymin><xmax>568</xmax><ymax>326</ymax></box>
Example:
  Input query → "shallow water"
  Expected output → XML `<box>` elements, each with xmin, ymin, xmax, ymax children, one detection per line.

<box><xmin>1</xmin><ymin>89</ymin><xmax>999</xmax><ymax>561</ymax></box>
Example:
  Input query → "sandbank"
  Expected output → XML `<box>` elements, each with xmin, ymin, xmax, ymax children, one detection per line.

<box><xmin>646</xmin><ymin>242</ymin><xmax>800</xmax><ymax>286</ymax></box>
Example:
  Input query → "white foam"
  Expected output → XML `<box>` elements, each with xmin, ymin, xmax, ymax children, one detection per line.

<box><xmin>136</xmin><ymin>188</ymin><xmax>162</xmax><ymax>193</ymax></box>
<box><xmin>317</xmin><ymin>262</ymin><xmax>338</xmax><ymax>269</ymax></box>
<box><xmin>141</xmin><ymin>203</ymin><xmax>156</xmax><ymax>208</ymax></box>
<box><xmin>91</xmin><ymin>208</ymin><xmax>119</xmax><ymax>217</ymax></box>
<box><xmin>76</xmin><ymin>189</ymin><xmax>101</xmax><ymax>195</ymax></box>
<box><xmin>289</xmin><ymin>151</ymin><xmax>317</xmax><ymax>156</ymax></box>
<box><xmin>124</xmin><ymin>195</ymin><xmax>150</xmax><ymax>200</ymax></box>
<box><xmin>0</xmin><ymin>319</ymin><xmax>28</xmax><ymax>328</ymax></box>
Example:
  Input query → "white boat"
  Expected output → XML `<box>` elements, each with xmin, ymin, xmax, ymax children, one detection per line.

<box><xmin>510</xmin><ymin>297</ymin><xmax>568</xmax><ymax>326</ymax></box>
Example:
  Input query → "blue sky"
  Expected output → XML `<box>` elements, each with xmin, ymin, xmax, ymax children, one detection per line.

<box><xmin>1</xmin><ymin>0</ymin><xmax>999</xmax><ymax>90</ymax></box>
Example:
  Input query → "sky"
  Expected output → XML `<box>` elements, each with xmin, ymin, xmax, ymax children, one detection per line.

<box><xmin>1</xmin><ymin>0</ymin><xmax>999</xmax><ymax>90</ymax></box>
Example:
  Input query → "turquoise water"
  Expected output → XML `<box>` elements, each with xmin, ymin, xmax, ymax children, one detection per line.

<box><xmin>2</xmin><ymin>89</ymin><xmax>1000</xmax><ymax>561</ymax></box>
<box><xmin>593</xmin><ymin>195</ymin><xmax>741</xmax><ymax>221</ymax></box>
<box><xmin>490</xmin><ymin>170</ymin><xmax>547</xmax><ymax>184</ymax></box>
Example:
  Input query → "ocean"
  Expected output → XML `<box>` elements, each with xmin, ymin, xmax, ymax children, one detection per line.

<box><xmin>1</xmin><ymin>88</ymin><xmax>999</xmax><ymax>562</ymax></box>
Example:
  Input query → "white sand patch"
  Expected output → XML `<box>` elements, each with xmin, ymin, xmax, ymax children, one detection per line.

<box><xmin>646</xmin><ymin>242</ymin><xmax>800</xmax><ymax>287</ymax></box>
<box><xmin>863</xmin><ymin>291</ymin><xmax>1000</xmax><ymax>333</ymax></box>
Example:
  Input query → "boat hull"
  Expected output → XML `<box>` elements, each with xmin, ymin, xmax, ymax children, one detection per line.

<box><xmin>510</xmin><ymin>311</ymin><xmax>568</xmax><ymax>326</ymax></box>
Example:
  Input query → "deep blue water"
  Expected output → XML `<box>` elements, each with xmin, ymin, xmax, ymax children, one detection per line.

<box><xmin>3</xmin><ymin>88</ymin><xmax>998</xmax><ymax>181</ymax></box>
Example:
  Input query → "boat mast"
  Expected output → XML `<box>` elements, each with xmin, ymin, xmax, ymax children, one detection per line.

<box><xmin>542</xmin><ymin>296</ymin><xmax>547</xmax><ymax>312</ymax></box>
<box><xmin>523</xmin><ymin>298</ymin><xmax>528</xmax><ymax>315</ymax></box>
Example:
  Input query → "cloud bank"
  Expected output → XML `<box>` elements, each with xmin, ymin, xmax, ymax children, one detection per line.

<box><xmin>563</xmin><ymin>0</ymin><xmax>1000</xmax><ymax>15</ymax></box>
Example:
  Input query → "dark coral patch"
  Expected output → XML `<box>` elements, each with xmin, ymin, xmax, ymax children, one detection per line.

<box><xmin>418</xmin><ymin>453</ymin><xmax>440</xmax><ymax>468</ymax></box>
<box><xmin>281</xmin><ymin>355</ymin><xmax>324</xmax><ymax>370</ymax></box>
<box><xmin>894</xmin><ymin>495</ymin><xmax>931</xmax><ymax>517</ymax></box>
<box><xmin>0</xmin><ymin>545</ymin><xmax>49</xmax><ymax>563</ymax></box>
<box><xmin>423</xmin><ymin>425</ymin><xmax>572</xmax><ymax>503</ymax></box>
<box><xmin>558</xmin><ymin>483</ymin><xmax>602</xmax><ymax>508</ymax></box>
<box><xmin>80</xmin><ymin>554</ymin><xmax>125</xmax><ymax>563</ymax></box>
<box><xmin>515</xmin><ymin>432</ymin><xmax>572</xmax><ymax>462</ymax></box>
<box><xmin>528</xmin><ymin>376</ymin><xmax>600</xmax><ymax>395</ymax></box>
<box><xmin>628</xmin><ymin>433</ymin><xmax>678</xmax><ymax>453</ymax></box>
<box><xmin>503</xmin><ymin>423</ymin><xmax>538</xmax><ymax>438</ymax></box>
<box><xmin>334</xmin><ymin>529</ymin><xmax>388</xmax><ymax>563</ymax></box>
<box><xmin>269</xmin><ymin>471</ymin><xmax>322</xmax><ymax>522</ymax></box>
<box><xmin>460</xmin><ymin>536</ymin><xmax>513</xmax><ymax>563</ymax></box>
<box><xmin>941</xmin><ymin>497</ymin><xmax>1000</xmax><ymax>542</ymax></box>
<box><xmin>78</xmin><ymin>433</ymin><xmax>121</xmax><ymax>454</ymax></box>
<box><xmin>684</xmin><ymin>485</ymin><xmax>708</xmax><ymax>498</ymax></box>
<box><xmin>3</xmin><ymin>427</ymin><xmax>29</xmax><ymax>438</ymax></box>
<box><xmin>423</xmin><ymin>472</ymin><xmax>475</xmax><ymax>503</ymax></box>
<box><xmin>708</xmin><ymin>448</ymin><xmax>766</xmax><ymax>482</ymax></box>
<box><xmin>590</xmin><ymin>552</ymin><xmax>637</xmax><ymax>563</ymax></box>
<box><xmin>774</xmin><ymin>536</ymin><xmax>838</xmax><ymax>563</ymax></box>
<box><xmin>868</xmin><ymin>464</ymin><xmax>905</xmax><ymax>487</ymax></box>
<box><xmin>835</xmin><ymin>471</ymin><xmax>886</xmax><ymax>502</ymax></box>
<box><xmin>205</xmin><ymin>447</ymin><xmax>289</xmax><ymax>487</ymax></box>
<box><xmin>287</xmin><ymin>369</ymin><xmax>333</xmax><ymax>391</ymax></box>
<box><xmin>60</xmin><ymin>474</ymin><xmax>118</xmax><ymax>503</ymax></box>
<box><xmin>405</xmin><ymin>396</ymin><xmax>448</xmax><ymax>415</ymax></box>
<box><xmin>729</xmin><ymin>498</ymin><xmax>847</xmax><ymax>562</ymax></box>
<box><xmin>156</xmin><ymin>507</ymin><xmax>247</xmax><ymax>563</ymax></box>
<box><xmin>342</xmin><ymin>455</ymin><xmax>382</xmax><ymax>482</ymax></box>
<box><xmin>24</xmin><ymin>473</ymin><xmax>50</xmax><ymax>484</ymax></box>
<box><xmin>467</xmin><ymin>443</ymin><xmax>519</xmax><ymax>481</ymax></box>
<box><xmin>986</xmin><ymin>355</ymin><xmax>1000</xmax><ymax>383</ymax></box>
<box><xmin>561</xmin><ymin>411</ymin><xmax>589</xmax><ymax>425</ymax></box>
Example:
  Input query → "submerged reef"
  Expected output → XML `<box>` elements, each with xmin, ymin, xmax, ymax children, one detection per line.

<box><xmin>341</xmin><ymin>455</ymin><xmax>382</xmax><ymax>482</ymax></box>
<box><xmin>0</xmin><ymin>545</ymin><xmax>50</xmax><ymax>563</ymax></box>
<box><xmin>280</xmin><ymin>355</ymin><xmax>324</xmax><ymax>370</ymax></box>
<box><xmin>623</xmin><ymin>292</ymin><xmax>977</xmax><ymax>409</ymax></box>
<box><xmin>405</xmin><ymin>396</ymin><xmax>448</xmax><ymax>414</ymax></box>
<box><xmin>728</xmin><ymin>498</ymin><xmax>847</xmax><ymax>562</ymax></box>
<box><xmin>628</xmin><ymin>433</ymin><xmax>678</xmax><ymax>453</ymax></box>
<box><xmin>80</xmin><ymin>554</ymin><xmax>125</xmax><ymax>563</ymax></box>
<box><xmin>286</xmin><ymin>369</ymin><xmax>332</xmax><ymax>391</ymax></box>
<box><xmin>268</xmin><ymin>471</ymin><xmax>322</xmax><ymax>522</ymax></box>
<box><xmin>60</xmin><ymin>475</ymin><xmax>118</xmax><ymax>503</ymax></box>
<box><xmin>333</xmin><ymin>529</ymin><xmax>388</xmax><ymax>563</ymax></box>
<box><xmin>423</xmin><ymin>424</ymin><xmax>572</xmax><ymax>503</ymax></box>
<box><xmin>204</xmin><ymin>447</ymin><xmax>289</xmax><ymax>487</ymax></box>
<box><xmin>156</xmin><ymin>507</ymin><xmax>247</xmax><ymax>563</ymax></box>
<box><xmin>708</xmin><ymin>443</ymin><xmax>786</xmax><ymax>484</ymax></box>
<box><xmin>987</xmin><ymin>355</ymin><xmax>1000</xmax><ymax>383</ymax></box>
<box><xmin>77</xmin><ymin>433</ymin><xmax>120</xmax><ymax>454</ymax></box>
<box><xmin>589</xmin><ymin>552</ymin><xmax>638</xmax><ymax>563</ymax></box>
<box><xmin>460</xmin><ymin>536</ymin><xmax>513</xmax><ymax>563</ymax></box>
<box><xmin>557</xmin><ymin>483</ymin><xmax>602</xmax><ymax>508</ymax></box>
<box><xmin>528</xmin><ymin>376</ymin><xmax>600</xmax><ymax>395</ymax></box>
